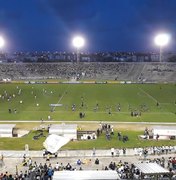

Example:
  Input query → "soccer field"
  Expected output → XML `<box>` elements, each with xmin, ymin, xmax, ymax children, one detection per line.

<box><xmin>0</xmin><ymin>83</ymin><xmax>176</xmax><ymax>122</ymax></box>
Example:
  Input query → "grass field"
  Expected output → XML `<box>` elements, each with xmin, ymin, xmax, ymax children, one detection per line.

<box><xmin>0</xmin><ymin>82</ymin><xmax>175</xmax><ymax>150</ymax></box>
<box><xmin>0</xmin><ymin>128</ymin><xmax>176</xmax><ymax>150</ymax></box>
<box><xmin>0</xmin><ymin>83</ymin><xmax>175</xmax><ymax>122</ymax></box>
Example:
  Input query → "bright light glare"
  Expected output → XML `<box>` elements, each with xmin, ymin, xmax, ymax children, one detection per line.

<box><xmin>0</xmin><ymin>36</ymin><xmax>5</xmax><ymax>48</ymax></box>
<box><xmin>72</xmin><ymin>36</ymin><xmax>85</xmax><ymax>48</ymax></box>
<box><xmin>154</xmin><ymin>33</ymin><xmax>170</xmax><ymax>46</ymax></box>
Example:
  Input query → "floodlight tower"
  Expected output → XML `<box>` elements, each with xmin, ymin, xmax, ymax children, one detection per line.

<box><xmin>0</xmin><ymin>36</ymin><xmax>5</xmax><ymax>51</ymax></box>
<box><xmin>72</xmin><ymin>36</ymin><xmax>85</xmax><ymax>63</ymax></box>
<box><xmin>154</xmin><ymin>33</ymin><xmax>170</xmax><ymax>62</ymax></box>
<box><xmin>0</xmin><ymin>36</ymin><xmax>5</xmax><ymax>60</ymax></box>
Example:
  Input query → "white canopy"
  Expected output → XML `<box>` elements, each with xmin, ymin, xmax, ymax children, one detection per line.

<box><xmin>49</xmin><ymin>124</ymin><xmax>77</xmax><ymax>140</ymax></box>
<box><xmin>0</xmin><ymin>124</ymin><xmax>16</xmax><ymax>133</ymax></box>
<box><xmin>153</xmin><ymin>126</ymin><xmax>176</xmax><ymax>136</ymax></box>
<box><xmin>53</xmin><ymin>170</ymin><xmax>120</xmax><ymax>180</ymax></box>
<box><xmin>134</xmin><ymin>163</ymin><xmax>169</xmax><ymax>175</ymax></box>
<box><xmin>43</xmin><ymin>134</ymin><xmax>70</xmax><ymax>153</ymax></box>
<box><xmin>0</xmin><ymin>124</ymin><xmax>16</xmax><ymax>137</ymax></box>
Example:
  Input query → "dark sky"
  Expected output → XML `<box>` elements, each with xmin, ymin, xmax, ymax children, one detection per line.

<box><xmin>0</xmin><ymin>0</ymin><xmax>176</xmax><ymax>52</ymax></box>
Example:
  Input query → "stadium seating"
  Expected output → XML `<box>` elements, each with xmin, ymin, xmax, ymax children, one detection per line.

<box><xmin>0</xmin><ymin>62</ymin><xmax>175</xmax><ymax>82</ymax></box>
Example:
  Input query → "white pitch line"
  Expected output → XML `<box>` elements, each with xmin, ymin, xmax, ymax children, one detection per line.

<box><xmin>138</xmin><ymin>87</ymin><xmax>158</xmax><ymax>103</ymax></box>
<box><xmin>0</xmin><ymin>120</ymin><xmax>176</xmax><ymax>125</ymax></box>
<box><xmin>0</xmin><ymin>111</ymin><xmax>174</xmax><ymax>115</ymax></box>
<box><xmin>52</xmin><ymin>85</ymin><xmax>70</xmax><ymax>111</ymax></box>
<box><xmin>160</xmin><ymin>102</ymin><xmax>172</xmax><ymax>105</ymax></box>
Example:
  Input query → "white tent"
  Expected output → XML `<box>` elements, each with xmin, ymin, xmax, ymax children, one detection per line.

<box><xmin>43</xmin><ymin>134</ymin><xmax>70</xmax><ymax>153</ymax></box>
<box><xmin>53</xmin><ymin>170</ymin><xmax>120</xmax><ymax>180</ymax></box>
<box><xmin>134</xmin><ymin>163</ymin><xmax>170</xmax><ymax>179</ymax></box>
<box><xmin>0</xmin><ymin>124</ymin><xmax>16</xmax><ymax>137</ymax></box>
<box><xmin>153</xmin><ymin>126</ymin><xmax>176</xmax><ymax>139</ymax></box>
<box><xmin>49</xmin><ymin>124</ymin><xmax>77</xmax><ymax>140</ymax></box>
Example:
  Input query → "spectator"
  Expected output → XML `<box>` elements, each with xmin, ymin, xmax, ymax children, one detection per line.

<box><xmin>77</xmin><ymin>159</ymin><xmax>81</xmax><ymax>165</ymax></box>
<box><xmin>95</xmin><ymin>158</ymin><xmax>99</xmax><ymax>165</ymax></box>
<box><xmin>111</xmin><ymin>148</ymin><xmax>115</xmax><ymax>157</ymax></box>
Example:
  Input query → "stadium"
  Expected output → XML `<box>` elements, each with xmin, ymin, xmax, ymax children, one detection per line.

<box><xmin>1</xmin><ymin>1</ymin><xmax>176</xmax><ymax>179</ymax></box>
<box><xmin>0</xmin><ymin>60</ymin><xmax>175</xmax><ymax>179</ymax></box>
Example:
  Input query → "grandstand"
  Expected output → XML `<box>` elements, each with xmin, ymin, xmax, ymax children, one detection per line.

<box><xmin>0</xmin><ymin>62</ymin><xmax>176</xmax><ymax>82</ymax></box>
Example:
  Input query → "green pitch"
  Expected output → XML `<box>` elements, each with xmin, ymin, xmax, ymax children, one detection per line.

<box><xmin>0</xmin><ymin>83</ymin><xmax>176</xmax><ymax>122</ymax></box>
<box><xmin>1</xmin><ymin>130</ymin><xmax>176</xmax><ymax>150</ymax></box>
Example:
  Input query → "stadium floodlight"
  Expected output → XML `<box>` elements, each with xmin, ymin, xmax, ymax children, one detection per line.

<box><xmin>154</xmin><ymin>33</ymin><xmax>170</xmax><ymax>62</ymax></box>
<box><xmin>72</xmin><ymin>36</ymin><xmax>85</xmax><ymax>49</ymax></box>
<box><xmin>0</xmin><ymin>36</ymin><xmax>5</xmax><ymax>49</ymax></box>
<box><xmin>72</xmin><ymin>36</ymin><xmax>85</xmax><ymax>62</ymax></box>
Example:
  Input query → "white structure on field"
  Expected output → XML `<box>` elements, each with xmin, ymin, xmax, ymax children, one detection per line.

<box><xmin>49</xmin><ymin>124</ymin><xmax>77</xmax><ymax>140</ymax></box>
<box><xmin>134</xmin><ymin>163</ymin><xmax>170</xmax><ymax>179</ymax></box>
<box><xmin>152</xmin><ymin>126</ymin><xmax>176</xmax><ymax>140</ymax></box>
<box><xmin>0</xmin><ymin>124</ymin><xmax>16</xmax><ymax>137</ymax></box>
<box><xmin>43</xmin><ymin>134</ymin><xmax>70</xmax><ymax>153</ymax></box>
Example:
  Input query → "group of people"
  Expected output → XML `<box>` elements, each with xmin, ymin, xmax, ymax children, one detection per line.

<box><xmin>0</xmin><ymin>62</ymin><xmax>176</xmax><ymax>82</ymax></box>
<box><xmin>0</xmin><ymin>146</ymin><xmax>176</xmax><ymax>180</ymax></box>
<box><xmin>130</xmin><ymin>111</ymin><xmax>141</xmax><ymax>117</ymax></box>
<box><xmin>0</xmin><ymin>160</ymin><xmax>54</xmax><ymax>180</ymax></box>
<box><xmin>0</xmin><ymin>62</ymin><xmax>131</xmax><ymax>81</ymax></box>
<box><xmin>117</xmin><ymin>132</ymin><xmax>129</xmax><ymax>143</ymax></box>
<box><xmin>102</xmin><ymin>157</ymin><xmax>176</xmax><ymax>179</ymax></box>
<box><xmin>96</xmin><ymin>123</ymin><xmax>129</xmax><ymax>144</ymax></box>
<box><xmin>134</xmin><ymin>145</ymin><xmax>176</xmax><ymax>159</ymax></box>
<box><xmin>1</xmin><ymin>156</ymin><xmax>176</xmax><ymax>180</ymax></box>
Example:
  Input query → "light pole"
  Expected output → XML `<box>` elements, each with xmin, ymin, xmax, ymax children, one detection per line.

<box><xmin>0</xmin><ymin>36</ymin><xmax>5</xmax><ymax>50</ymax></box>
<box><xmin>0</xmin><ymin>36</ymin><xmax>5</xmax><ymax>61</ymax></box>
<box><xmin>72</xmin><ymin>36</ymin><xmax>85</xmax><ymax>63</ymax></box>
<box><xmin>154</xmin><ymin>33</ymin><xmax>170</xmax><ymax>62</ymax></box>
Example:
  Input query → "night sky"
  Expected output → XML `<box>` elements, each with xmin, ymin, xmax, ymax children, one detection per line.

<box><xmin>0</xmin><ymin>0</ymin><xmax>176</xmax><ymax>52</ymax></box>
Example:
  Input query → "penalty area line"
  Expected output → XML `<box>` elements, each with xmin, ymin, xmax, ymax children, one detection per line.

<box><xmin>138</xmin><ymin>87</ymin><xmax>158</xmax><ymax>103</ymax></box>
<box><xmin>52</xmin><ymin>85</ymin><xmax>70</xmax><ymax>111</ymax></box>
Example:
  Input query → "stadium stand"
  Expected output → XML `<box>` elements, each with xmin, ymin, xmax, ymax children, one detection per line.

<box><xmin>0</xmin><ymin>62</ymin><xmax>176</xmax><ymax>82</ymax></box>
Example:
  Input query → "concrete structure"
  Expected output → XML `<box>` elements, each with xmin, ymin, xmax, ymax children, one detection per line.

<box><xmin>0</xmin><ymin>124</ymin><xmax>16</xmax><ymax>137</ymax></box>
<box><xmin>49</xmin><ymin>124</ymin><xmax>77</xmax><ymax>140</ymax></box>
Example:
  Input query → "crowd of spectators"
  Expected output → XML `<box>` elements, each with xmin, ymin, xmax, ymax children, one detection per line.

<box><xmin>140</xmin><ymin>63</ymin><xmax>176</xmax><ymax>82</ymax></box>
<box><xmin>0</xmin><ymin>62</ymin><xmax>175</xmax><ymax>82</ymax></box>
<box><xmin>0</xmin><ymin>162</ymin><xmax>54</xmax><ymax>180</ymax></box>
<box><xmin>0</xmin><ymin>154</ymin><xmax>176</xmax><ymax>180</ymax></box>
<box><xmin>0</xmin><ymin>62</ymin><xmax>130</xmax><ymax>81</ymax></box>
<box><xmin>134</xmin><ymin>145</ymin><xmax>176</xmax><ymax>159</ymax></box>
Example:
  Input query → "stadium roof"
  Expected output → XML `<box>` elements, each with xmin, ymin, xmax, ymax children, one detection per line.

<box><xmin>134</xmin><ymin>163</ymin><xmax>170</xmax><ymax>175</ymax></box>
